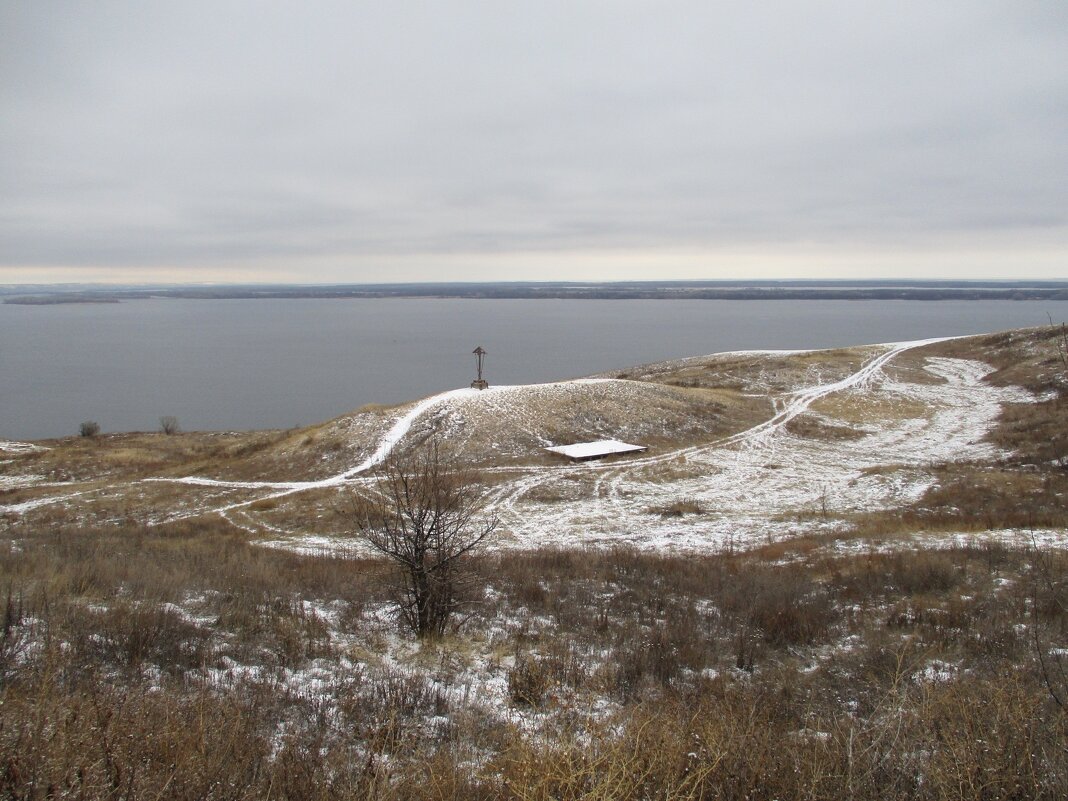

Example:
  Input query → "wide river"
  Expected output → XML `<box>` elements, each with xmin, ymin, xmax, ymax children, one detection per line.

<box><xmin>2</xmin><ymin>298</ymin><xmax>1065</xmax><ymax>440</ymax></box>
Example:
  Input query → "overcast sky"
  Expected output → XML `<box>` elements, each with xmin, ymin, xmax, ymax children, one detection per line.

<box><xmin>2</xmin><ymin>1</ymin><xmax>1066</xmax><ymax>284</ymax></box>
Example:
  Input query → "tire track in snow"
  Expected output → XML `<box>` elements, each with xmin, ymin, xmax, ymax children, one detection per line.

<box><xmin>502</xmin><ymin>346</ymin><xmax>1034</xmax><ymax>552</ymax></box>
<box><xmin>595</xmin><ymin>338</ymin><xmax>954</xmax><ymax>526</ymax></box>
<box><xmin>487</xmin><ymin>338</ymin><xmax>949</xmax><ymax>527</ymax></box>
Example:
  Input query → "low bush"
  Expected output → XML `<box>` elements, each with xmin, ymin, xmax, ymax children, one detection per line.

<box><xmin>508</xmin><ymin>657</ymin><xmax>553</xmax><ymax>707</ymax></box>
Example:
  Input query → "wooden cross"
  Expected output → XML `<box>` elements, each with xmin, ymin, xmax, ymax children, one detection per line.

<box><xmin>471</xmin><ymin>346</ymin><xmax>488</xmax><ymax>389</ymax></box>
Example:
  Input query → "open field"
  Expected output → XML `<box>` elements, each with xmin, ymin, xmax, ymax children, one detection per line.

<box><xmin>1</xmin><ymin>326</ymin><xmax>1067</xmax><ymax>798</ymax></box>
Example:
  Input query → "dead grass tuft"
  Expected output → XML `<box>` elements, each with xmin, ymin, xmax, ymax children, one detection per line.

<box><xmin>648</xmin><ymin>498</ymin><xmax>703</xmax><ymax>517</ymax></box>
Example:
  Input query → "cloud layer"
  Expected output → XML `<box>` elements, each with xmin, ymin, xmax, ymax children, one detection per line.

<box><xmin>2</xmin><ymin>1</ymin><xmax>1067</xmax><ymax>282</ymax></box>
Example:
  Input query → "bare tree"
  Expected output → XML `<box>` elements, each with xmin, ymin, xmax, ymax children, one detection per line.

<box><xmin>79</xmin><ymin>420</ymin><xmax>100</xmax><ymax>438</ymax></box>
<box><xmin>351</xmin><ymin>440</ymin><xmax>497</xmax><ymax>638</ymax></box>
<box><xmin>159</xmin><ymin>416</ymin><xmax>180</xmax><ymax>435</ymax></box>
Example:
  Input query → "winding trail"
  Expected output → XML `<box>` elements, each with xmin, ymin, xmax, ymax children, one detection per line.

<box><xmin>146</xmin><ymin>388</ymin><xmax>485</xmax><ymax>494</ymax></box>
<box><xmin>483</xmin><ymin>337</ymin><xmax>951</xmax><ymax>523</ymax></box>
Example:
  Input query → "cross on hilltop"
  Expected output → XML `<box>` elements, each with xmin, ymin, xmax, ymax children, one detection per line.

<box><xmin>471</xmin><ymin>346</ymin><xmax>489</xmax><ymax>390</ymax></box>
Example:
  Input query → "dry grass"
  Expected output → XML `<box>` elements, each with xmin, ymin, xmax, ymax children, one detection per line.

<box><xmin>847</xmin><ymin>463</ymin><xmax>1068</xmax><ymax>535</ymax></box>
<box><xmin>878</xmin><ymin>348</ymin><xmax>954</xmax><ymax>385</ymax></box>
<box><xmin>630</xmin><ymin>456</ymin><xmax>709</xmax><ymax>484</ymax></box>
<box><xmin>647</xmin><ymin>498</ymin><xmax>703</xmax><ymax>517</ymax></box>
<box><xmin>8</xmin><ymin>430</ymin><xmax>282</xmax><ymax>483</ymax></box>
<box><xmin>620</xmin><ymin>346</ymin><xmax>873</xmax><ymax>396</ymax></box>
<box><xmin>807</xmin><ymin>391</ymin><xmax>932</xmax><ymax>426</ymax></box>
<box><xmin>2</xmin><ymin>517</ymin><xmax>1067</xmax><ymax>798</ymax></box>
<box><xmin>988</xmin><ymin>397</ymin><xmax>1068</xmax><ymax>464</ymax></box>
<box><xmin>521</xmin><ymin>473</ymin><xmax>598</xmax><ymax>504</ymax></box>
<box><xmin>783</xmin><ymin>411</ymin><xmax>868</xmax><ymax>441</ymax></box>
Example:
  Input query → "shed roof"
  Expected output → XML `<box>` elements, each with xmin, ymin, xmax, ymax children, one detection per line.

<box><xmin>544</xmin><ymin>439</ymin><xmax>648</xmax><ymax>461</ymax></box>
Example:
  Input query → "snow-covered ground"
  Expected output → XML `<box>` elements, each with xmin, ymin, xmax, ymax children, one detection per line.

<box><xmin>488</xmin><ymin>354</ymin><xmax>1035</xmax><ymax>552</ymax></box>
<box><xmin>4</xmin><ymin>338</ymin><xmax>1064</xmax><ymax>554</ymax></box>
<box><xmin>0</xmin><ymin>441</ymin><xmax>49</xmax><ymax>454</ymax></box>
<box><xmin>251</xmin><ymin>340</ymin><xmax>1059</xmax><ymax>554</ymax></box>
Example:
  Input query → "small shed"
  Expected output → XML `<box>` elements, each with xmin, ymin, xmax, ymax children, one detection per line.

<box><xmin>544</xmin><ymin>439</ymin><xmax>648</xmax><ymax>462</ymax></box>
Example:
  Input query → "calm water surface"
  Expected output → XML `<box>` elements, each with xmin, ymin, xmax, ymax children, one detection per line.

<box><xmin>2</xmin><ymin>298</ymin><xmax>1065</xmax><ymax>440</ymax></box>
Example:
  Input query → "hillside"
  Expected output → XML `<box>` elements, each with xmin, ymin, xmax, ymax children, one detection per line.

<box><xmin>2</xmin><ymin>326</ymin><xmax>1068</xmax><ymax>799</ymax></box>
<box><xmin>3</xmin><ymin>326</ymin><xmax>1066</xmax><ymax>553</ymax></box>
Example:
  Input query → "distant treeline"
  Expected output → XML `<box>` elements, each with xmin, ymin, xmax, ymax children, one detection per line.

<box><xmin>4</xmin><ymin>296</ymin><xmax>121</xmax><ymax>305</ymax></box>
<box><xmin>5</xmin><ymin>281</ymin><xmax>1068</xmax><ymax>304</ymax></box>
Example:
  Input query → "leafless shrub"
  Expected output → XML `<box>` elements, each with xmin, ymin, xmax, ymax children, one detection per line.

<box><xmin>214</xmin><ymin>593</ymin><xmax>332</xmax><ymax>668</ymax></box>
<box><xmin>371</xmin><ymin>668</ymin><xmax>449</xmax><ymax>719</ymax></box>
<box><xmin>335</xmin><ymin>668</ymin><xmax>453</xmax><ymax>756</ymax></box>
<box><xmin>79</xmin><ymin>420</ymin><xmax>100</xmax><ymax>438</ymax></box>
<box><xmin>159</xmin><ymin>415</ymin><xmax>180</xmax><ymax>435</ymax></box>
<box><xmin>0</xmin><ymin>588</ymin><xmax>32</xmax><ymax>685</ymax></box>
<box><xmin>886</xmin><ymin>550</ymin><xmax>957</xmax><ymax>594</ymax></box>
<box><xmin>350</xmin><ymin>440</ymin><xmax>498</xmax><ymax>638</ymax></box>
<box><xmin>65</xmin><ymin>601</ymin><xmax>213</xmax><ymax>675</ymax></box>
<box><xmin>1028</xmin><ymin>534</ymin><xmax>1068</xmax><ymax>714</ymax></box>
<box><xmin>599</xmin><ymin>622</ymin><xmax>686</xmax><ymax>702</ymax></box>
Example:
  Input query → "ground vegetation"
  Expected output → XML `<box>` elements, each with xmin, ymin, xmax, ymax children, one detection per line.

<box><xmin>0</xmin><ymin>524</ymin><xmax>1065</xmax><ymax>798</ymax></box>
<box><xmin>1</xmin><ymin>326</ymin><xmax>1067</xmax><ymax>797</ymax></box>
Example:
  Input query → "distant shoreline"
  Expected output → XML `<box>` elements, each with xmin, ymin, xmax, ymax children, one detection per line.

<box><xmin>4</xmin><ymin>296</ymin><xmax>121</xmax><ymax>305</ymax></box>
<box><xmin>4</xmin><ymin>280</ymin><xmax>1068</xmax><ymax>304</ymax></box>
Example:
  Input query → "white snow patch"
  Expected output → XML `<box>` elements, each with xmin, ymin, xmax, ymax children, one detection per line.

<box><xmin>0</xmin><ymin>489</ymin><xmax>94</xmax><ymax>514</ymax></box>
<box><xmin>917</xmin><ymin>660</ymin><xmax>959</xmax><ymax>683</ymax></box>
<box><xmin>0</xmin><ymin>474</ymin><xmax>48</xmax><ymax>490</ymax></box>
<box><xmin>258</xmin><ymin>535</ymin><xmax>366</xmax><ymax>557</ymax></box>
<box><xmin>0</xmin><ymin>441</ymin><xmax>49</xmax><ymax>454</ymax></box>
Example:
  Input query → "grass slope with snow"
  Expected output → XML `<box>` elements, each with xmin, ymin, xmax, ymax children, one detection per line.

<box><xmin>1</xmin><ymin>327</ymin><xmax>1066</xmax><ymax>554</ymax></box>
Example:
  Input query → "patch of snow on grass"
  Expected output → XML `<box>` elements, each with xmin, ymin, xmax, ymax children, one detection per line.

<box><xmin>0</xmin><ymin>489</ymin><xmax>95</xmax><ymax>514</ymax></box>
<box><xmin>0</xmin><ymin>441</ymin><xmax>49</xmax><ymax>454</ymax></box>
<box><xmin>493</xmin><ymin>351</ymin><xmax>1034</xmax><ymax>553</ymax></box>
<box><xmin>0</xmin><ymin>474</ymin><xmax>48</xmax><ymax>490</ymax></box>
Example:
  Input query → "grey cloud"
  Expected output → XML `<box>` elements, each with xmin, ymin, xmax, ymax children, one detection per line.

<box><xmin>1</xmin><ymin>1</ymin><xmax>1066</xmax><ymax>278</ymax></box>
